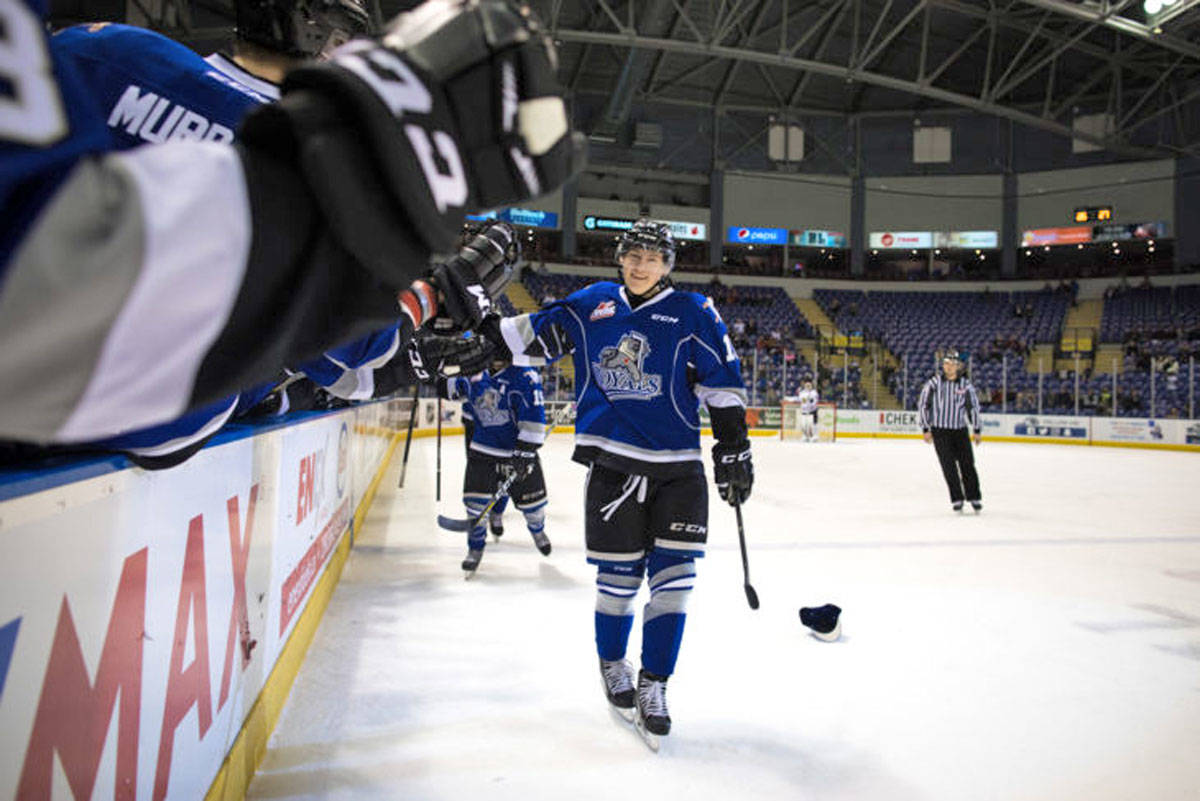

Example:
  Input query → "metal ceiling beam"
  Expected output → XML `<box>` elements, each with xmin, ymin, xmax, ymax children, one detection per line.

<box><xmin>553</xmin><ymin>28</ymin><xmax>1167</xmax><ymax>156</ymax></box>
<box><xmin>1014</xmin><ymin>0</ymin><xmax>1200</xmax><ymax>61</ymax></box>
<box><xmin>926</xmin><ymin>0</ymin><xmax>1166</xmax><ymax>79</ymax></box>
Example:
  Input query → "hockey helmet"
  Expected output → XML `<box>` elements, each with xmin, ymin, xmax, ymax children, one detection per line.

<box><xmin>236</xmin><ymin>0</ymin><xmax>371</xmax><ymax>58</ymax></box>
<box><xmin>942</xmin><ymin>348</ymin><xmax>963</xmax><ymax>364</ymax></box>
<box><xmin>615</xmin><ymin>218</ymin><xmax>676</xmax><ymax>271</ymax></box>
<box><xmin>799</xmin><ymin>604</ymin><xmax>842</xmax><ymax>642</ymax></box>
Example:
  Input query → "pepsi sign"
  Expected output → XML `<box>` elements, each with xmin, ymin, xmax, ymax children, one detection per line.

<box><xmin>726</xmin><ymin>226</ymin><xmax>788</xmax><ymax>245</ymax></box>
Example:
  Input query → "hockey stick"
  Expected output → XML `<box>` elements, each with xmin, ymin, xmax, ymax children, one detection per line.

<box><xmin>397</xmin><ymin>385</ymin><xmax>420</xmax><ymax>489</ymax></box>
<box><xmin>435</xmin><ymin>397</ymin><xmax>443</xmax><ymax>501</ymax></box>
<box><xmin>437</xmin><ymin>470</ymin><xmax>518</xmax><ymax>532</ymax></box>
<box><xmin>733</xmin><ymin>499</ymin><xmax>760</xmax><ymax>610</ymax></box>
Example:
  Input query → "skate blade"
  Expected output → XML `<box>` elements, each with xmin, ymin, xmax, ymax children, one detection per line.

<box><xmin>633</xmin><ymin>713</ymin><xmax>660</xmax><ymax>752</ymax></box>
<box><xmin>608</xmin><ymin>703</ymin><xmax>635</xmax><ymax>723</ymax></box>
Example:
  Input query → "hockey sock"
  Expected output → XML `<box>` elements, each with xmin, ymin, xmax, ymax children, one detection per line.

<box><xmin>641</xmin><ymin>552</ymin><xmax>695</xmax><ymax>677</ymax></box>
<box><xmin>492</xmin><ymin>495</ymin><xmax>510</xmax><ymax>516</ymax></box>
<box><xmin>594</xmin><ymin>562</ymin><xmax>645</xmax><ymax>661</ymax></box>
<box><xmin>463</xmin><ymin>496</ymin><xmax>489</xmax><ymax>549</ymax></box>
<box><xmin>519</xmin><ymin>501</ymin><xmax>547</xmax><ymax>535</ymax></box>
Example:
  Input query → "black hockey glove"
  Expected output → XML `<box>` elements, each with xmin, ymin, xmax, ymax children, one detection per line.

<box><xmin>500</xmin><ymin>441</ymin><xmax>538</xmax><ymax>481</ymax></box>
<box><xmin>712</xmin><ymin>440</ymin><xmax>754</xmax><ymax>506</ymax></box>
<box><xmin>406</xmin><ymin>330</ymin><xmax>497</xmax><ymax>382</ymax></box>
<box><xmin>430</xmin><ymin>221</ymin><xmax>521</xmax><ymax>333</ymax></box>
<box><xmin>240</xmin><ymin>0</ymin><xmax>584</xmax><ymax>300</ymax></box>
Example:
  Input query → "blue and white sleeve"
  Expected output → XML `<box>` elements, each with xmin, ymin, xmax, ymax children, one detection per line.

<box><xmin>497</xmin><ymin>303</ymin><xmax>575</xmax><ymax>366</ymax></box>
<box><xmin>512</xmin><ymin>369</ymin><xmax>547</xmax><ymax>447</ymax></box>
<box><xmin>691</xmin><ymin>296</ymin><xmax>748</xmax><ymax>411</ymax></box>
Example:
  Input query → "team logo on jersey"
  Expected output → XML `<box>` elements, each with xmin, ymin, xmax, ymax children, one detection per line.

<box><xmin>590</xmin><ymin>300</ymin><xmax>617</xmax><ymax>321</ymax></box>
<box><xmin>593</xmin><ymin>332</ymin><xmax>662</xmax><ymax>400</ymax></box>
<box><xmin>473</xmin><ymin>388</ymin><xmax>510</xmax><ymax>426</ymax></box>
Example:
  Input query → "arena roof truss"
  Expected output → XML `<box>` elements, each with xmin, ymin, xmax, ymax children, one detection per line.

<box><xmin>535</xmin><ymin>0</ymin><xmax>1200</xmax><ymax>156</ymax></box>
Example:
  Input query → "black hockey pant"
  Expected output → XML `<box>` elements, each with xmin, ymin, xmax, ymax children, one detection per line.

<box><xmin>930</xmin><ymin>427</ymin><xmax>981</xmax><ymax>504</ymax></box>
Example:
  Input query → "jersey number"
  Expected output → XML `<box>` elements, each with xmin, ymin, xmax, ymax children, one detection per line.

<box><xmin>0</xmin><ymin>0</ymin><xmax>68</xmax><ymax>145</ymax></box>
<box><xmin>334</xmin><ymin>43</ymin><xmax>468</xmax><ymax>214</ymax></box>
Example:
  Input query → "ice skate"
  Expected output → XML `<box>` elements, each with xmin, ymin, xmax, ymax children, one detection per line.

<box><xmin>531</xmin><ymin>530</ymin><xmax>552</xmax><ymax>556</ymax></box>
<box><xmin>634</xmin><ymin>669</ymin><xmax>670</xmax><ymax>751</ymax></box>
<box><xmin>599</xmin><ymin>658</ymin><xmax>636</xmax><ymax>722</ymax></box>
<box><xmin>461</xmin><ymin>548</ymin><xmax>484</xmax><ymax>575</ymax></box>
<box><xmin>952</xmin><ymin>501</ymin><xmax>964</xmax><ymax>513</ymax></box>
<box><xmin>970</xmin><ymin>501</ymin><xmax>983</xmax><ymax>514</ymax></box>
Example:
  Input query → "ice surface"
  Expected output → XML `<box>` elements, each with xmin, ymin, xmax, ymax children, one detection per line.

<box><xmin>247</xmin><ymin>436</ymin><xmax>1200</xmax><ymax>801</ymax></box>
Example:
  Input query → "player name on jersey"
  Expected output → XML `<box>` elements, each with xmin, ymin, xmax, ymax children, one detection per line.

<box><xmin>107</xmin><ymin>84</ymin><xmax>236</xmax><ymax>144</ymax></box>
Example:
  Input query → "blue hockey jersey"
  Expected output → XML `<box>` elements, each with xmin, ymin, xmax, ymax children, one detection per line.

<box><xmin>498</xmin><ymin>282</ymin><xmax>746</xmax><ymax>477</ymax></box>
<box><xmin>447</xmin><ymin>365</ymin><xmax>546</xmax><ymax>459</ymax></box>
<box><xmin>52</xmin><ymin>23</ymin><xmax>276</xmax><ymax>151</ymax></box>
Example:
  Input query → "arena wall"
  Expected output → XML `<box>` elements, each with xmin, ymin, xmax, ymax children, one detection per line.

<box><xmin>0</xmin><ymin>398</ymin><xmax>459</xmax><ymax>801</ymax></box>
<box><xmin>865</xmin><ymin>174</ymin><xmax>1004</xmax><ymax>233</ymax></box>
<box><xmin>722</xmin><ymin>171</ymin><xmax>853</xmax><ymax>231</ymax></box>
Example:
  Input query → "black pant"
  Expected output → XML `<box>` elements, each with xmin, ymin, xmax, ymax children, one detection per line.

<box><xmin>930</xmin><ymin>428</ymin><xmax>981</xmax><ymax>503</ymax></box>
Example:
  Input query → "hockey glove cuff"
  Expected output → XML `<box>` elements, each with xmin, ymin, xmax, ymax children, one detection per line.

<box><xmin>242</xmin><ymin>1</ymin><xmax>584</xmax><ymax>288</ymax></box>
<box><xmin>501</xmin><ymin>441</ymin><xmax>538</xmax><ymax>481</ymax></box>
<box><xmin>429</xmin><ymin>221</ymin><xmax>521</xmax><ymax>332</ymax></box>
<box><xmin>712</xmin><ymin>440</ymin><xmax>754</xmax><ymax>506</ymax></box>
<box><xmin>406</xmin><ymin>331</ymin><xmax>497</xmax><ymax>382</ymax></box>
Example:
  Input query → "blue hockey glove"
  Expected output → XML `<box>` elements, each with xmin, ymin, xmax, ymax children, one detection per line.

<box><xmin>712</xmin><ymin>440</ymin><xmax>753</xmax><ymax>506</ymax></box>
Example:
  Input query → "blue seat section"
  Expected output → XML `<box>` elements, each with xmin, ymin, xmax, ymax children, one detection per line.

<box><xmin>1097</xmin><ymin>285</ymin><xmax>1200</xmax><ymax>418</ymax></box>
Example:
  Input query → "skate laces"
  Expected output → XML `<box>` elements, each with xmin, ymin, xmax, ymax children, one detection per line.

<box><xmin>601</xmin><ymin>659</ymin><xmax>634</xmax><ymax>693</ymax></box>
<box><xmin>638</xmin><ymin>674</ymin><xmax>668</xmax><ymax>717</ymax></box>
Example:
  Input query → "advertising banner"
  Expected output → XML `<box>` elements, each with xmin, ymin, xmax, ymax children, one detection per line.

<box><xmin>790</xmin><ymin>229</ymin><xmax>847</xmax><ymax>248</ymax></box>
<box><xmin>877</xmin><ymin>410</ymin><xmax>923</xmax><ymax>434</ymax></box>
<box><xmin>467</xmin><ymin>208</ymin><xmax>560</xmax><ymax>228</ymax></box>
<box><xmin>934</xmin><ymin>231</ymin><xmax>999</xmax><ymax>248</ymax></box>
<box><xmin>582</xmin><ymin>215</ymin><xmax>635</xmax><ymax>232</ymax></box>
<box><xmin>1010</xmin><ymin>415</ymin><xmax>1090</xmax><ymax>440</ymax></box>
<box><xmin>0</xmin><ymin>403</ymin><xmax>401</xmax><ymax>801</ymax></box>
<box><xmin>1090</xmin><ymin>417</ymin><xmax>1167</xmax><ymax>444</ymax></box>
<box><xmin>726</xmin><ymin>226</ymin><xmax>788</xmax><ymax>245</ymax></box>
<box><xmin>1090</xmin><ymin>221</ymin><xmax>1167</xmax><ymax>242</ymax></box>
<box><xmin>501</xmin><ymin>208</ymin><xmax>559</xmax><ymax>228</ymax></box>
<box><xmin>869</xmin><ymin>231</ymin><xmax>933</xmax><ymax>249</ymax></box>
<box><xmin>582</xmin><ymin>216</ymin><xmax>706</xmax><ymax>240</ymax></box>
<box><xmin>664</xmin><ymin>220</ymin><xmax>707</xmax><ymax>241</ymax></box>
<box><xmin>1021</xmin><ymin>226</ymin><xmax>1092</xmax><ymax>246</ymax></box>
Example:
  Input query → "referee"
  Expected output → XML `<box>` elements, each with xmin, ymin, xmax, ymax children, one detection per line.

<box><xmin>918</xmin><ymin>350</ymin><xmax>983</xmax><ymax>513</ymax></box>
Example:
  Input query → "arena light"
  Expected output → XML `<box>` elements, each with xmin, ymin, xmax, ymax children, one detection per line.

<box><xmin>1144</xmin><ymin>0</ymin><xmax>1163</xmax><ymax>14</ymax></box>
<box><xmin>1078</xmin><ymin>243</ymin><xmax>1084</xmax><ymax>249</ymax></box>
<box><xmin>1044</xmin><ymin>246</ymin><xmax>1050</xmax><ymax>251</ymax></box>
<box><xmin>1025</xmin><ymin>249</ymin><xmax>1031</xmax><ymax>255</ymax></box>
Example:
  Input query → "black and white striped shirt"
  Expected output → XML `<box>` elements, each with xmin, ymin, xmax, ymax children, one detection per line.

<box><xmin>918</xmin><ymin>374</ymin><xmax>981</xmax><ymax>432</ymax></box>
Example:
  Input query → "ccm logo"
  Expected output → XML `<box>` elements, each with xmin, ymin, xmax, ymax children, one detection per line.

<box><xmin>651</xmin><ymin>314</ymin><xmax>679</xmax><ymax>323</ymax></box>
<box><xmin>669</xmin><ymin>522</ymin><xmax>707</xmax><ymax>534</ymax></box>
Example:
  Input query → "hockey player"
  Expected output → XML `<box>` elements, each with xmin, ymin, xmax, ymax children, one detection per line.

<box><xmin>442</xmin><ymin>361</ymin><xmax>549</xmax><ymax>572</ymax></box>
<box><xmin>457</xmin><ymin>389</ymin><xmax>511</xmax><ymax>540</ymax></box>
<box><xmin>484</xmin><ymin>219</ymin><xmax>754</xmax><ymax>744</ymax></box>
<box><xmin>1</xmin><ymin>0</ymin><xmax>585</xmax><ymax>443</ymax></box>
<box><xmin>795</xmin><ymin>379</ymin><xmax>820</xmax><ymax>442</ymax></box>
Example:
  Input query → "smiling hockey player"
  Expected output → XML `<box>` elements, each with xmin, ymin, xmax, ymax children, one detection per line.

<box><xmin>483</xmin><ymin>218</ymin><xmax>753</xmax><ymax>747</ymax></box>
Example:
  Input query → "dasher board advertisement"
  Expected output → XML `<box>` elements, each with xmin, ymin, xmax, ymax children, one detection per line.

<box><xmin>869</xmin><ymin>231</ymin><xmax>933</xmax><ymax>248</ymax></box>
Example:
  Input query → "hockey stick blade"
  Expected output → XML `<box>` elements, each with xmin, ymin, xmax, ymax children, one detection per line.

<box><xmin>744</xmin><ymin>583</ymin><xmax>760</xmax><ymax>609</ymax></box>
<box><xmin>436</xmin><ymin>471</ymin><xmax>519</xmax><ymax>534</ymax></box>
<box><xmin>436</xmin><ymin>514</ymin><xmax>472</xmax><ymax>532</ymax></box>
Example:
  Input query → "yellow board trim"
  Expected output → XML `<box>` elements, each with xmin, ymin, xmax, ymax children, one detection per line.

<box><xmin>204</xmin><ymin>430</ymin><xmax>405</xmax><ymax>801</ymax></box>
